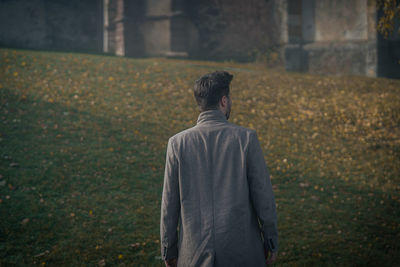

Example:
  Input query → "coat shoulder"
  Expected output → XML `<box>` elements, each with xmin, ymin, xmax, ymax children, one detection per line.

<box><xmin>227</xmin><ymin>123</ymin><xmax>257</xmax><ymax>136</ymax></box>
<box><xmin>168</xmin><ymin>126</ymin><xmax>196</xmax><ymax>142</ymax></box>
<box><xmin>169</xmin><ymin>123</ymin><xmax>257</xmax><ymax>144</ymax></box>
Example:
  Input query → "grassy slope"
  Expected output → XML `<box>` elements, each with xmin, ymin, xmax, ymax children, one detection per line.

<box><xmin>0</xmin><ymin>48</ymin><xmax>399</xmax><ymax>266</ymax></box>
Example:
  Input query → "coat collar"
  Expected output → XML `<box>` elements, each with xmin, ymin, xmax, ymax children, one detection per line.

<box><xmin>196</xmin><ymin>109</ymin><xmax>228</xmax><ymax>125</ymax></box>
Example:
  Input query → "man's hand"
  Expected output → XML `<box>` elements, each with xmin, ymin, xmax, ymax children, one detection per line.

<box><xmin>264</xmin><ymin>248</ymin><xmax>277</xmax><ymax>265</ymax></box>
<box><xmin>164</xmin><ymin>258</ymin><xmax>177</xmax><ymax>267</ymax></box>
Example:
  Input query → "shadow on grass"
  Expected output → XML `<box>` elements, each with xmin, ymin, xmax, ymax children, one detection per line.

<box><xmin>1</xmin><ymin>88</ymin><xmax>165</xmax><ymax>265</ymax></box>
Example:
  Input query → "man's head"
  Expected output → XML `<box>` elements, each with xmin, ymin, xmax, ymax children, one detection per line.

<box><xmin>194</xmin><ymin>71</ymin><xmax>233</xmax><ymax>119</ymax></box>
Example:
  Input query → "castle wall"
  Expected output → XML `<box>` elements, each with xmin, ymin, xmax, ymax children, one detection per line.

<box><xmin>285</xmin><ymin>0</ymin><xmax>379</xmax><ymax>77</ymax></box>
<box><xmin>314</xmin><ymin>0</ymin><xmax>368</xmax><ymax>41</ymax></box>
<box><xmin>0</xmin><ymin>0</ymin><xmax>48</xmax><ymax>49</ymax></box>
<box><xmin>307</xmin><ymin>0</ymin><xmax>376</xmax><ymax>76</ymax></box>
<box><xmin>0</xmin><ymin>0</ymin><xmax>103</xmax><ymax>53</ymax></box>
<box><xmin>183</xmin><ymin>0</ymin><xmax>284</xmax><ymax>62</ymax></box>
<box><xmin>1</xmin><ymin>0</ymin><xmax>397</xmax><ymax>78</ymax></box>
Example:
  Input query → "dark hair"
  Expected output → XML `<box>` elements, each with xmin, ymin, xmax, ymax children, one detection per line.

<box><xmin>194</xmin><ymin>71</ymin><xmax>233</xmax><ymax>111</ymax></box>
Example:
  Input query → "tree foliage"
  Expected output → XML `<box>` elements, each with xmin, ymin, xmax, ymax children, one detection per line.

<box><xmin>377</xmin><ymin>0</ymin><xmax>400</xmax><ymax>38</ymax></box>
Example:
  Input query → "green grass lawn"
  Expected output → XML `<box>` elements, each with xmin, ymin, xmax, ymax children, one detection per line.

<box><xmin>1</xmin><ymin>48</ymin><xmax>399</xmax><ymax>266</ymax></box>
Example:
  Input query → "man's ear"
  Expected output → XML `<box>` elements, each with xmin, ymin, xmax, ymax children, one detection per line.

<box><xmin>221</xmin><ymin>95</ymin><xmax>228</xmax><ymax>107</ymax></box>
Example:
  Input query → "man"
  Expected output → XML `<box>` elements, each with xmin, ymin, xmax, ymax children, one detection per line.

<box><xmin>160</xmin><ymin>71</ymin><xmax>278</xmax><ymax>267</ymax></box>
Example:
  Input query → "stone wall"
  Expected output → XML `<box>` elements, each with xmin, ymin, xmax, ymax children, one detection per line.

<box><xmin>0</xmin><ymin>0</ymin><xmax>103</xmax><ymax>53</ymax></box>
<box><xmin>285</xmin><ymin>0</ymin><xmax>379</xmax><ymax>77</ymax></box>
<box><xmin>0</xmin><ymin>0</ymin><xmax>48</xmax><ymax>49</ymax></box>
<box><xmin>303</xmin><ymin>41</ymin><xmax>373</xmax><ymax>76</ymax></box>
<box><xmin>184</xmin><ymin>0</ymin><xmax>284</xmax><ymax>62</ymax></box>
<box><xmin>314</xmin><ymin>0</ymin><xmax>368</xmax><ymax>41</ymax></box>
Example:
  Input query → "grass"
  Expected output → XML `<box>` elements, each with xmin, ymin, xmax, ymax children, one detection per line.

<box><xmin>0</xmin><ymin>48</ymin><xmax>399</xmax><ymax>266</ymax></box>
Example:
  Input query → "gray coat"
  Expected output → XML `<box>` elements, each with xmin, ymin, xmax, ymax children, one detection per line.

<box><xmin>160</xmin><ymin>109</ymin><xmax>278</xmax><ymax>267</ymax></box>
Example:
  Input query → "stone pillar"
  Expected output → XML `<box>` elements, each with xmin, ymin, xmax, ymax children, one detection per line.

<box><xmin>277</xmin><ymin>0</ymin><xmax>289</xmax><ymax>45</ymax></box>
<box><xmin>115</xmin><ymin>0</ymin><xmax>125</xmax><ymax>56</ymax></box>
<box><xmin>366</xmin><ymin>0</ymin><xmax>377</xmax><ymax>77</ymax></box>
<box><xmin>143</xmin><ymin>0</ymin><xmax>171</xmax><ymax>56</ymax></box>
<box><xmin>142</xmin><ymin>0</ymin><xmax>172</xmax><ymax>57</ymax></box>
<box><xmin>123</xmin><ymin>0</ymin><xmax>145</xmax><ymax>57</ymax></box>
<box><xmin>103</xmin><ymin>0</ymin><xmax>109</xmax><ymax>53</ymax></box>
<box><xmin>285</xmin><ymin>0</ymin><xmax>308</xmax><ymax>72</ymax></box>
<box><xmin>170</xmin><ymin>0</ymin><xmax>188</xmax><ymax>56</ymax></box>
<box><xmin>301</xmin><ymin>0</ymin><xmax>315</xmax><ymax>42</ymax></box>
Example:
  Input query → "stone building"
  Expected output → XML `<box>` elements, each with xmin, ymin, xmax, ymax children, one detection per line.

<box><xmin>284</xmin><ymin>0</ymin><xmax>400</xmax><ymax>78</ymax></box>
<box><xmin>0</xmin><ymin>0</ymin><xmax>399</xmax><ymax>78</ymax></box>
<box><xmin>102</xmin><ymin>0</ymin><xmax>285</xmax><ymax>61</ymax></box>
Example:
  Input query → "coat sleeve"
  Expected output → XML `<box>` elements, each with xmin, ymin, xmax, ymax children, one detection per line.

<box><xmin>160</xmin><ymin>137</ymin><xmax>180</xmax><ymax>260</ymax></box>
<box><xmin>246</xmin><ymin>131</ymin><xmax>278</xmax><ymax>253</ymax></box>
